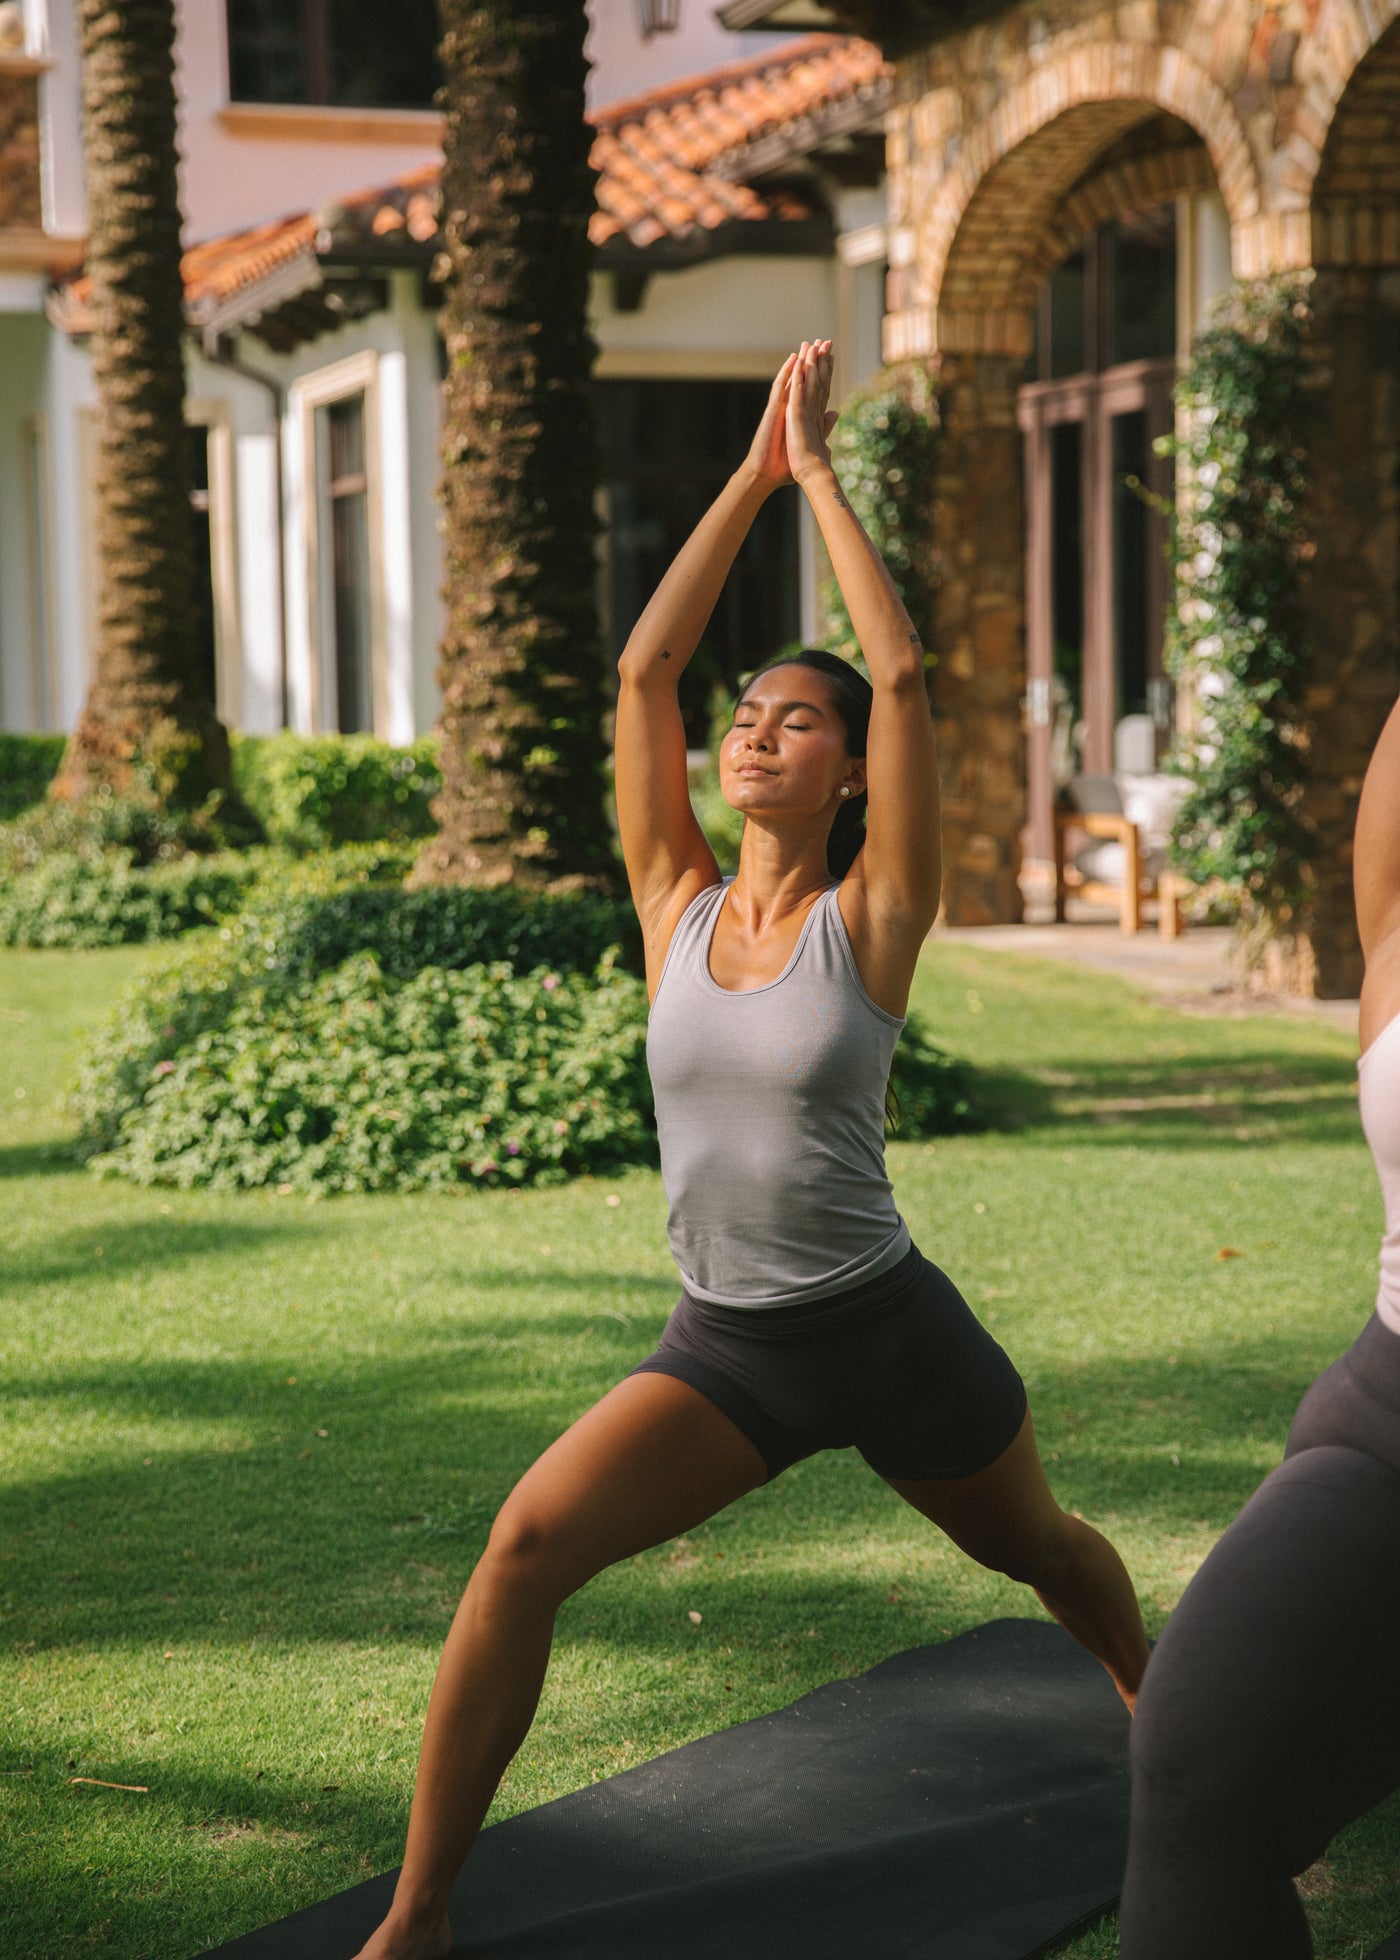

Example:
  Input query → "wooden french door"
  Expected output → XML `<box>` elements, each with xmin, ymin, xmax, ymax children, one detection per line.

<box><xmin>1019</xmin><ymin>357</ymin><xmax>1175</xmax><ymax>865</ymax></box>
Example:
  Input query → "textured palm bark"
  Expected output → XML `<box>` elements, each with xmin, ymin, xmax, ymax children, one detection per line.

<box><xmin>55</xmin><ymin>0</ymin><xmax>237</xmax><ymax>816</ymax></box>
<box><xmin>414</xmin><ymin>0</ymin><xmax>615</xmax><ymax>891</ymax></box>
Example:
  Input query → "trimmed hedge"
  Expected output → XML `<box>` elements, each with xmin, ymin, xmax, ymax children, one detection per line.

<box><xmin>0</xmin><ymin>733</ymin><xmax>66</xmax><ymax>820</ymax></box>
<box><xmin>231</xmin><ymin>732</ymin><xmax>441</xmax><ymax>851</ymax></box>
<box><xmin>0</xmin><ymin>849</ymin><xmax>260</xmax><ymax>949</ymax></box>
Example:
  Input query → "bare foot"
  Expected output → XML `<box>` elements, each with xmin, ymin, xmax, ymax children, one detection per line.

<box><xmin>351</xmin><ymin>1906</ymin><xmax>452</xmax><ymax>1960</ymax></box>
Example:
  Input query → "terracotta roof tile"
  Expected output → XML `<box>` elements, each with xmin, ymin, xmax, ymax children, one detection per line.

<box><xmin>55</xmin><ymin>34</ymin><xmax>889</xmax><ymax>333</ymax></box>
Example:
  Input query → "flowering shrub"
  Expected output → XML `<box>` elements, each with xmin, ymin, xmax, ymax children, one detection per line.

<box><xmin>0</xmin><ymin>848</ymin><xmax>260</xmax><ymax>947</ymax></box>
<box><xmin>230</xmin><ymin>732</ymin><xmax>442</xmax><ymax>851</ymax></box>
<box><xmin>826</xmin><ymin>368</ymin><xmax>940</xmax><ymax>660</ymax></box>
<box><xmin>0</xmin><ymin>733</ymin><xmax>66</xmax><ymax>819</ymax></box>
<box><xmin>83</xmin><ymin>950</ymin><xmax>652</xmax><ymax>1194</ymax></box>
<box><xmin>888</xmin><ymin>1013</ymin><xmax>981</xmax><ymax>1135</ymax></box>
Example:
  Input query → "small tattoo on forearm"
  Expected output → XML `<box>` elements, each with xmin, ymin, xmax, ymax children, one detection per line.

<box><xmin>908</xmin><ymin>632</ymin><xmax>921</xmax><ymax>645</ymax></box>
<box><xmin>660</xmin><ymin>649</ymin><xmax>672</xmax><ymax>660</ymax></box>
<box><xmin>832</xmin><ymin>490</ymin><xmax>850</xmax><ymax>510</ymax></box>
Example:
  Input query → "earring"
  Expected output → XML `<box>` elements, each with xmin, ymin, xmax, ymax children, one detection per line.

<box><xmin>839</xmin><ymin>786</ymin><xmax>851</xmax><ymax>798</ymax></box>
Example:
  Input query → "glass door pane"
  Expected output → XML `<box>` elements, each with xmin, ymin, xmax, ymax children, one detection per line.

<box><xmin>1049</xmin><ymin>418</ymin><xmax>1085</xmax><ymax>785</ymax></box>
<box><xmin>326</xmin><ymin>395</ymin><xmax>373</xmax><ymax>735</ymax></box>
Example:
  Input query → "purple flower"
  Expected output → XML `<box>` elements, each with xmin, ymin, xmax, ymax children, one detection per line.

<box><xmin>506</xmin><ymin>1140</ymin><xmax>521</xmax><ymax>1156</ymax></box>
<box><xmin>541</xmin><ymin>973</ymin><xmax>560</xmax><ymax>992</ymax></box>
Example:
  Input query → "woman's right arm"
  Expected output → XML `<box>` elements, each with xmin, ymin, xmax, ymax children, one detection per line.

<box><xmin>1356</xmin><ymin>692</ymin><xmax>1400</xmax><ymax>1037</ymax></box>
<box><xmin>615</xmin><ymin>355</ymin><xmax>795</xmax><ymax>990</ymax></box>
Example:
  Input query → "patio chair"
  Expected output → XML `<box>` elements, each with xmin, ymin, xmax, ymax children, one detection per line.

<box><xmin>1053</xmin><ymin>770</ymin><xmax>1187</xmax><ymax>937</ymax></box>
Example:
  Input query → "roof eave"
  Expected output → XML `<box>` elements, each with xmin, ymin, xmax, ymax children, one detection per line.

<box><xmin>708</xmin><ymin>76</ymin><xmax>892</xmax><ymax>181</ymax></box>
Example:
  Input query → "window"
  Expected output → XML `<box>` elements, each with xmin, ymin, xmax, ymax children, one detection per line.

<box><xmin>324</xmin><ymin>395</ymin><xmax>373</xmax><ymax>734</ymax></box>
<box><xmin>1031</xmin><ymin>209</ymin><xmax>1177</xmax><ymax>383</ymax></box>
<box><xmin>293</xmin><ymin>354</ymin><xmax>385</xmax><ymax>737</ymax></box>
<box><xmin>596</xmin><ymin>380</ymin><xmax>801</xmax><ymax>743</ymax></box>
<box><xmin>226</xmin><ymin>0</ymin><xmax>442</xmax><ymax>110</ymax></box>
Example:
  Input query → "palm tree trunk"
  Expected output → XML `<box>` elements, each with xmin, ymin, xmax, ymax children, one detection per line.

<box><xmin>414</xmin><ymin>0</ymin><xmax>615</xmax><ymax>890</ymax></box>
<box><xmin>55</xmin><ymin>0</ymin><xmax>238</xmax><ymax>820</ymax></box>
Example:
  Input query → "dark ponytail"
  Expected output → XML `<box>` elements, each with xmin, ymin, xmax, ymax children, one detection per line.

<box><xmin>746</xmin><ymin>649</ymin><xmax>872</xmax><ymax>878</ymax></box>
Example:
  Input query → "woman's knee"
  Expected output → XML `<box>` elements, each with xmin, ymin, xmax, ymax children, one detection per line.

<box><xmin>478</xmin><ymin>1497</ymin><xmax>592</xmax><ymax>1605</ymax></box>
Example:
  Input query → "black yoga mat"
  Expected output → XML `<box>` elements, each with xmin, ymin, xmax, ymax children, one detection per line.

<box><xmin>1366</xmin><ymin>1939</ymin><xmax>1400</xmax><ymax>1959</ymax></box>
<box><xmin>199</xmin><ymin>1618</ymin><xmax>1130</xmax><ymax>1960</ymax></box>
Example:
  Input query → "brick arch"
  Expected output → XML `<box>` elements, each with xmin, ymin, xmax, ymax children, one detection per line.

<box><xmin>1288</xmin><ymin>0</ymin><xmax>1400</xmax><ymax>198</ymax></box>
<box><xmin>1020</xmin><ymin>142</ymin><xmax>1217</xmax><ymax>308</ymax></box>
<box><xmin>906</xmin><ymin>40</ymin><xmax>1257</xmax><ymax>358</ymax></box>
<box><xmin>1310</xmin><ymin>14</ymin><xmax>1400</xmax><ymax>267</ymax></box>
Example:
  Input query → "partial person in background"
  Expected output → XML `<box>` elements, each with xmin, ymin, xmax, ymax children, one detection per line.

<box><xmin>1119</xmin><ymin>689</ymin><xmax>1400</xmax><ymax>1958</ymax></box>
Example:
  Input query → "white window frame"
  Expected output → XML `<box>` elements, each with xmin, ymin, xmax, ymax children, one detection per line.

<box><xmin>19</xmin><ymin>411</ymin><xmax>58</xmax><ymax>729</ymax></box>
<box><xmin>290</xmin><ymin>350</ymin><xmax>387</xmax><ymax>735</ymax></box>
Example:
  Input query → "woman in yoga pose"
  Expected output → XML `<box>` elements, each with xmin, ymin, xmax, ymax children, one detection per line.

<box><xmin>355</xmin><ymin>341</ymin><xmax>1148</xmax><ymax>1960</ymax></box>
<box><xmin>1119</xmin><ymin>691</ymin><xmax>1400</xmax><ymax>1957</ymax></box>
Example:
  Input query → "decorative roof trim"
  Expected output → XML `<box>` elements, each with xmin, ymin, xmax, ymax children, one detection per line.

<box><xmin>52</xmin><ymin>34</ymin><xmax>889</xmax><ymax>344</ymax></box>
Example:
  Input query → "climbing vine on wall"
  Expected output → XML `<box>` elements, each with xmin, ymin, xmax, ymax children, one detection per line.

<box><xmin>825</xmin><ymin>366</ymin><xmax>941</xmax><ymax>665</ymax></box>
<box><xmin>1163</xmin><ymin>274</ymin><xmax>1315</xmax><ymax>933</ymax></box>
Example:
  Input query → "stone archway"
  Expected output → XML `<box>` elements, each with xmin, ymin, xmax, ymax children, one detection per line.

<box><xmin>895</xmin><ymin>90</ymin><xmax>1229</xmax><ymax>924</ymax></box>
<box><xmin>1292</xmin><ymin>13</ymin><xmax>1400</xmax><ymax>995</ymax></box>
<box><xmin>886</xmin><ymin>41</ymin><xmax>1259</xmax><ymax>365</ymax></box>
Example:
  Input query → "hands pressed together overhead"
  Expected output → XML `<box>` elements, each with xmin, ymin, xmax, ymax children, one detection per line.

<box><xmin>742</xmin><ymin>340</ymin><xmax>839</xmax><ymax>490</ymax></box>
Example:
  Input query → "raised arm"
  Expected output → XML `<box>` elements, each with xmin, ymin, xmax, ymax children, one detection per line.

<box><xmin>615</xmin><ymin>355</ymin><xmax>798</xmax><ymax>990</ymax></box>
<box><xmin>787</xmin><ymin>343</ymin><xmax>941</xmax><ymax>998</ymax></box>
<box><xmin>1356</xmin><ymin>691</ymin><xmax>1400</xmax><ymax>1041</ymax></box>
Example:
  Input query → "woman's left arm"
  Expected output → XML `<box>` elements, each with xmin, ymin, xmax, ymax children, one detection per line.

<box><xmin>789</xmin><ymin>344</ymin><xmax>942</xmax><ymax>989</ymax></box>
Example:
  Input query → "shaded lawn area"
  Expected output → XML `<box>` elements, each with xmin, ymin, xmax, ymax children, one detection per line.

<box><xmin>0</xmin><ymin>939</ymin><xmax>1393</xmax><ymax>1959</ymax></box>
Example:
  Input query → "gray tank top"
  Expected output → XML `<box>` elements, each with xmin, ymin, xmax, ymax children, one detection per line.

<box><xmin>1360</xmin><ymin>1010</ymin><xmax>1400</xmax><ymax>1336</ymax></box>
<box><xmin>646</xmin><ymin>879</ymin><xmax>910</xmax><ymax>1308</ymax></box>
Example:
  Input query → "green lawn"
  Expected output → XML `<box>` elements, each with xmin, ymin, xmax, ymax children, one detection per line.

<box><xmin>1</xmin><ymin>939</ymin><xmax>1394</xmax><ymax>1958</ymax></box>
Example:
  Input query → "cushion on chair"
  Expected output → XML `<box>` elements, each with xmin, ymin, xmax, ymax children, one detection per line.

<box><xmin>1114</xmin><ymin>772</ymin><xmax>1187</xmax><ymax>851</ymax></box>
<box><xmin>1073</xmin><ymin>840</ymin><xmax>1168</xmax><ymax>887</ymax></box>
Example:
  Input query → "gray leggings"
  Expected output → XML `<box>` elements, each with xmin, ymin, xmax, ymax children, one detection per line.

<box><xmin>1119</xmin><ymin>1314</ymin><xmax>1400</xmax><ymax>1958</ymax></box>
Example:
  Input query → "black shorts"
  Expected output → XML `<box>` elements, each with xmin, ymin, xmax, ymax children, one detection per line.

<box><xmin>629</xmin><ymin>1242</ymin><xmax>1027</xmax><ymax>1482</ymax></box>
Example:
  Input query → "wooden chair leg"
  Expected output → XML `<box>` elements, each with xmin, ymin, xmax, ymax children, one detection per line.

<box><xmin>1121</xmin><ymin>826</ymin><xmax>1142</xmax><ymax>933</ymax></box>
<box><xmin>1158</xmin><ymin>872</ymin><xmax>1182</xmax><ymax>940</ymax></box>
<box><xmin>1053</xmin><ymin>821</ymin><xmax>1069</xmax><ymax>923</ymax></box>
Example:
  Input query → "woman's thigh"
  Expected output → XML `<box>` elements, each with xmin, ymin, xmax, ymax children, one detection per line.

<box><xmin>1120</xmin><ymin>1446</ymin><xmax>1400</xmax><ymax>1958</ymax></box>
<box><xmin>880</xmin><ymin>1411</ymin><xmax>1068</xmax><ymax>1582</ymax></box>
<box><xmin>487</xmin><ymin>1371</ymin><xmax>768</xmax><ymax>1600</ymax></box>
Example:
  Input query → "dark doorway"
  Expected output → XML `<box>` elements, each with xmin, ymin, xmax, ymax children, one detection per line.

<box><xmin>596</xmin><ymin>379</ymin><xmax>802</xmax><ymax>745</ymax></box>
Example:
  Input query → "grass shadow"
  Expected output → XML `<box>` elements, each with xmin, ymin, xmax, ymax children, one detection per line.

<box><xmin>995</xmin><ymin>1048</ymin><xmax>1359</xmax><ymax>1149</ymax></box>
<box><xmin>0</xmin><ymin>1138</ymin><xmax>86</xmax><ymax>1180</ymax></box>
<box><xmin>2</xmin><ymin>1213</ymin><xmax>336</xmax><ymax>1289</ymax></box>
